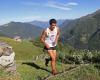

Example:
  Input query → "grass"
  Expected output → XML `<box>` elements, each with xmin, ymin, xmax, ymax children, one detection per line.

<box><xmin>50</xmin><ymin>64</ymin><xmax>100</xmax><ymax>80</ymax></box>
<box><xmin>0</xmin><ymin>37</ymin><xmax>100</xmax><ymax>80</ymax></box>
<box><xmin>16</xmin><ymin>60</ymin><xmax>77</xmax><ymax>80</ymax></box>
<box><xmin>0</xmin><ymin>37</ymin><xmax>64</xmax><ymax>80</ymax></box>
<box><xmin>0</xmin><ymin>68</ymin><xmax>21</xmax><ymax>80</ymax></box>
<box><xmin>0</xmin><ymin>37</ymin><xmax>43</xmax><ymax>60</ymax></box>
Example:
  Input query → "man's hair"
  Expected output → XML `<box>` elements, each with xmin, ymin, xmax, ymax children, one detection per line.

<box><xmin>49</xmin><ymin>19</ymin><xmax>57</xmax><ymax>25</ymax></box>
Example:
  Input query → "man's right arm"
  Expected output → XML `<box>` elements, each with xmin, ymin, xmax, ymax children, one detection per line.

<box><xmin>40</xmin><ymin>30</ymin><xmax>50</xmax><ymax>49</ymax></box>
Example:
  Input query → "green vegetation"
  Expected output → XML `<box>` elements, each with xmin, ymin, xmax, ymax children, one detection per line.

<box><xmin>61</xmin><ymin>9</ymin><xmax>100</xmax><ymax>50</ymax></box>
<box><xmin>0</xmin><ymin>37</ymin><xmax>43</xmax><ymax>60</ymax></box>
<box><xmin>0</xmin><ymin>37</ymin><xmax>100</xmax><ymax>80</ymax></box>
<box><xmin>50</xmin><ymin>64</ymin><xmax>100</xmax><ymax>80</ymax></box>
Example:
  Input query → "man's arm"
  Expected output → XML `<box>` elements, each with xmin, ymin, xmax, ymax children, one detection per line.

<box><xmin>40</xmin><ymin>30</ymin><xmax>45</xmax><ymax>44</ymax></box>
<box><xmin>55</xmin><ymin>27</ymin><xmax>60</xmax><ymax>43</ymax></box>
<box><xmin>40</xmin><ymin>30</ymin><xmax>50</xmax><ymax>49</ymax></box>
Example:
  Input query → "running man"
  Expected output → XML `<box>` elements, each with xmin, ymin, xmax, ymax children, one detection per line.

<box><xmin>40</xmin><ymin>19</ymin><xmax>60</xmax><ymax>75</ymax></box>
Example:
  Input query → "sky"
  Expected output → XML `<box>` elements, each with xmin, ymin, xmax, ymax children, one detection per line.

<box><xmin>0</xmin><ymin>0</ymin><xmax>100</xmax><ymax>25</ymax></box>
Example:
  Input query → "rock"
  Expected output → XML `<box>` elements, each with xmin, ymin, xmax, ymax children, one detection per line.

<box><xmin>6</xmin><ymin>62</ymin><xmax>16</xmax><ymax>73</ymax></box>
<box><xmin>0</xmin><ymin>41</ymin><xmax>16</xmax><ymax>73</ymax></box>
<box><xmin>0</xmin><ymin>48</ymin><xmax>3</xmax><ymax>57</ymax></box>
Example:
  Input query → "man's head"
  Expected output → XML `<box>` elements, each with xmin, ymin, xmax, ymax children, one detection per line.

<box><xmin>49</xmin><ymin>19</ymin><xmax>57</xmax><ymax>30</ymax></box>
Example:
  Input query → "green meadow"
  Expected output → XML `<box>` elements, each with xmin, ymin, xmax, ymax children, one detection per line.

<box><xmin>0</xmin><ymin>37</ymin><xmax>100</xmax><ymax>80</ymax></box>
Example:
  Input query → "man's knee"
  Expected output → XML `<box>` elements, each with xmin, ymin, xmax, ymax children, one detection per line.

<box><xmin>51</xmin><ymin>57</ymin><xmax>56</xmax><ymax>61</ymax></box>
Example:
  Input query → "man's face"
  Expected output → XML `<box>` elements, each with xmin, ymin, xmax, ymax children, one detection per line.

<box><xmin>50</xmin><ymin>23</ymin><xmax>56</xmax><ymax>29</ymax></box>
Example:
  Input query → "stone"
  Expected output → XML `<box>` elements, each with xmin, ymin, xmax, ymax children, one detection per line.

<box><xmin>0</xmin><ymin>41</ymin><xmax>16</xmax><ymax>73</ymax></box>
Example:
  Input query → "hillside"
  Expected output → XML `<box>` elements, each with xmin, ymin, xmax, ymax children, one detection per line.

<box><xmin>0</xmin><ymin>37</ymin><xmax>100</xmax><ymax>80</ymax></box>
<box><xmin>0</xmin><ymin>22</ymin><xmax>43</xmax><ymax>39</ymax></box>
<box><xmin>49</xmin><ymin>64</ymin><xmax>100</xmax><ymax>80</ymax></box>
<box><xmin>0</xmin><ymin>37</ymin><xmax>64</xmax><ymax>80</ymax></box>
<box><xmin>61</xmin><ymin>9</ymin><xmax>100</xmax><ymax>50</ymax></box>
<box><xmin>0</xmin><ymin>32</ymin><xmax>8</xmax><ymax>37</ymax></box>
<box><xmin>0</xmin><ymin>37</ymin><xmax>43</xmax><ymax>60</ymax></box>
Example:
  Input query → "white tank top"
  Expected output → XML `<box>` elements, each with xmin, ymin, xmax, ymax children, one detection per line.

<box><xmin>45</xmin><ymin>27</ymin><xmax>58</xmax><ymax>47</ymax></box>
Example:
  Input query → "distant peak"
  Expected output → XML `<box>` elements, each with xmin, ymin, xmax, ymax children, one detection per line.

<box><xmin>93</xmin><ymin>9</ymin><xmax>100</xmax><ymax>15</ymax></box>
<box><xmin>95</xmin><ymin>9</ymin><xmax>100</xmax><ymax>13</ymax></box>
<box><xmin>10</xmin><ymin>21</ymin><xmax>15</xmax><ymax>23</ymax></box>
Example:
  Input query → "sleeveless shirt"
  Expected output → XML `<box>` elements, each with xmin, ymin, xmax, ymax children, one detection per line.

<box><xmin>45</xmin><ymin>27</ymin><xmax>58</xmax><ymax>47</ymax></box>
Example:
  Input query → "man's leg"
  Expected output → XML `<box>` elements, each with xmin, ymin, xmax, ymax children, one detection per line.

<box><xmin>52</xmin><ymin>50</ymin><xmax>57</xmax><ymax>73</ymax></box>
<box><xmin>47</xmin><ymin>50</ymin><xmax>57</xmax><ymax>75</ymax></box>
<box><xmin>44</xmin><ymin>46</ymin><xmax>51</xmax><ymax>67</ymax></box>
<box><xmin>45</xmin><ymin>57</ymin><xmax>51</xmax><ymax>67</ymax></box>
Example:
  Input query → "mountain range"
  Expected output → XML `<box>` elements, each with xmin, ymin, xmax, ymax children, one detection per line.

<box><xmin>61</xmin><ymin>9</ymin><xmax>100</xmax><ymax>50</ymax></box>
<box><xmin>0</xmin><ymin>19</ymin><xmax>66</xmax><ymax>39</ymax></box>
<box><xmin>29</xmin><ymin>19</ymin><xmax>65</xmax><ymax>28</ymax></box>
<box><xmin>0</xmin><ymin>22</ymin><xmax>43</xmax><ymax>39</ymax></box>
<box><xmin>0</xmin><ymin>9</ymin><xmax>100</xmax><ymax>50</ymax></box>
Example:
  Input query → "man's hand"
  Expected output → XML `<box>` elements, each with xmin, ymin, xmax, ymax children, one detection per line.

<box><xmin>53</xmin><ymin>40</ymin><xmax>57</xmax><ymax>46</ymax></box>
<box><xmin>45</xmin><ymin>43</ymin><xmax>50</xmax><ymax>49</ymax></box>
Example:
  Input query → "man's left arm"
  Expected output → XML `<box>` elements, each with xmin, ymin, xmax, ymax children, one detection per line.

<box><xmin>55</xmin><ymin>27</ymin><xmax>60</xmax><ymax>43</ymax></box>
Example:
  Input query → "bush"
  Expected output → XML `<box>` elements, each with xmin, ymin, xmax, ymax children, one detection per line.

<box><xmin>92</xmin><ymin>51</ymin><xmax>100</xmax><ymax>63</ymax></box>
<box><xmin>57</xmin><ymin>49</ymin><xmax>100</xmax><ymax>64</ymax></box>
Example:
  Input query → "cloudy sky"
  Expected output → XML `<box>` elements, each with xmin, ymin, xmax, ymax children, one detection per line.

<box><xmin>0</xmin><ymin>0</ymin><xmax>100</xmax><ymax>25</ymax></box>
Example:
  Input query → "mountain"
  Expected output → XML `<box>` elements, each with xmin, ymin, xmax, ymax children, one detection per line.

<box><xmin>29</xmin><ymin>20</ymin><xmax>49</xmax><ymax>28</ymax></box>
<box><xmin>0</xmin><ymin>19</ymin><xmax>67</xmax><ymax>39</ymax></box>
<box><xmin>0</xmin><ymin>22</ymin><xmax>43</xmax><ymax>39</ymax></box>
<box><xmin>0</xmin><ymin>31</ymin><xmax>8</xmax><ymax>37</ymax></box>
<box><xmin>61</xmin><ymin>9</ymin><xmax>100</xmax><ymax>50</ymax></box>
<box><xmin>29</xmin><ymin>19</ymin><xmax>66</xmax><ymax>28</ymax></box>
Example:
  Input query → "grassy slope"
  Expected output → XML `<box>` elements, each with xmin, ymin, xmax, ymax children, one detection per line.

<box><xmin>50</xmin><ymin>64</ymin><xmax>100</xmax><ymax>80</ymax></box>
<box><xmin>0</xmin><ymin>37</ymin><xmax>63</xmax><ymax>80</ymax></box>
<box><xmin>0</xmin><ymin>37</ymin><xmax>43</xmax><ymax>60</ymax></box>
<box><xmin>17</xmin><ymin>60</ymin><xmax>64</xmax><ymax>80</ymax></box>
<box><xmin>0</xmin><ymin>37</ymin><xmax>100</xmax><ymax>80</ymax></box>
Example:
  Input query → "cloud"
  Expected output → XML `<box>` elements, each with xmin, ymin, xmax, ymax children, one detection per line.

<box><xmin>46</xmin><ymin>1</ymin><xmax>78</xmax><ymax>11</ymax></box>
<box><xmin>21</xmin><ymin>1</ymin><xmax>78</xmax><ymax>11</ymax></box>
<box><xmin>46</xmin><ymin>1</ymin><xmax>72</xmax><ymax>10</ymax></box>
<box><xmin>67</xmin><ymin>2</ymin><xmax>78</xmax><ymax>6</ymax></box>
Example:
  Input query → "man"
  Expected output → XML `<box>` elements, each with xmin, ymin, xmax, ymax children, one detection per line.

<box><xmin>40</xmin><ymin>19</ymin><xmax>60</xmax><ymax>75</ymax></box>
